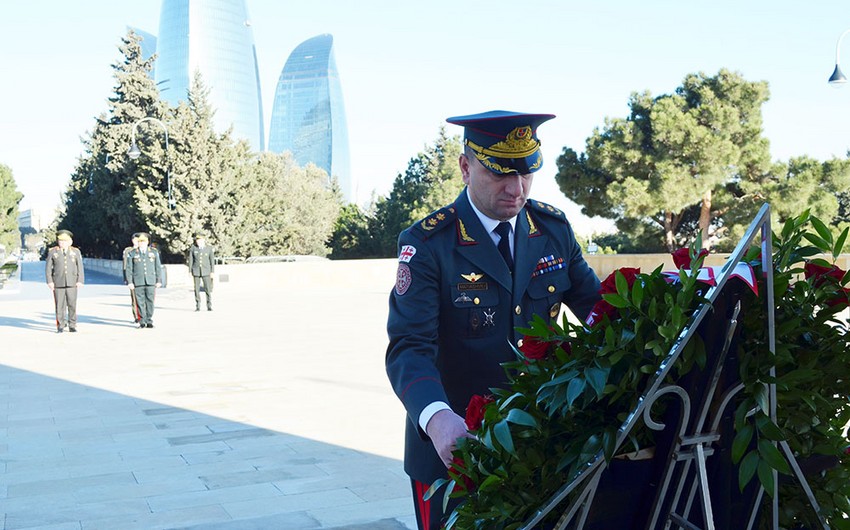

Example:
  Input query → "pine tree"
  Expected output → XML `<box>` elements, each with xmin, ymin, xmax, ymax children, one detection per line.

<box><xmin>59</xmin><ymin>29</ymin><xmax>168</xmax><ymax>257</ymax></box>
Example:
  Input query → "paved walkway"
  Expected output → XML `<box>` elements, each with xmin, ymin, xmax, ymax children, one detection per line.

<box><xmin>0</xmin><ymin>260</ymin><xmax>416</xmax><ymax>530</ymax></box>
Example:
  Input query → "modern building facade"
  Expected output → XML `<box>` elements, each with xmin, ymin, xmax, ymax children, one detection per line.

<box><xmin>154</xmin><ymin>0</ymin><xmax>264</xmax><ymax>151</ymax></box>
<box><xmin>268</xmin><ymin>34</ymin><xmax>352</xmax><ymax>202</ymax></box>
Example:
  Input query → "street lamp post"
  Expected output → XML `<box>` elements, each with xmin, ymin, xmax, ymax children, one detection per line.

<box><xmin>127</xmin><ymin>117</ymin><xmax>175</xmax><ymax>209</ymax></box>
<box><xmin>828</xmin><ymin>29</ymin><xmax>850</xmax><ymax>86</ymax></box>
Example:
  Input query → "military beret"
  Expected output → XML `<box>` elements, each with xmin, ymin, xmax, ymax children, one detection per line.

<box><xmin>56</xmin><ymin>229</ymin><xmax>73</xmax><ymax>241</ymax></box>
<box><xmin>447</xmin><ymin>110</ymin><xmax>555</xmax><ymax>175</ymax></box>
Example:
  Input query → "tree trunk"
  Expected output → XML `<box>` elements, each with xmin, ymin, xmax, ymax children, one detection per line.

<box><xmin>665</xmin><ymin>210</ymin><xmax>675</xmax><ymax>253</ymax></box>
<box><xmin>699</xmin><ymin>189</ymin><xmax>712</xmax><ymax>249</ymax></box>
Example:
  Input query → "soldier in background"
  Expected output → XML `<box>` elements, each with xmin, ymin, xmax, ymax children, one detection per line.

<box><xmin>126</xmin><ymin>232</ymin><xmax>163</xmax><ymax>328</ymax></box>
<box><xmin>122</xmin><ymin>232</ymin><xmax>141</xmax><ymax>324</ymax></box>
<box><xmin>187</xmin><ymin>232</ymin><xmax>215</xmax><ymax>311</ymax></box>
<box><xmin>46</xmin><ymin>229</ymin><xmax>85</xmax><ymax>333</ymax></box>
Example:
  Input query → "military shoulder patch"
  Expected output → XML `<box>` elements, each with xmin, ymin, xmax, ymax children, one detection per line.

<box><xmin>411</xmin><ymin>204</ymin><xmax>457</xmax><ymax>238</ymax></box>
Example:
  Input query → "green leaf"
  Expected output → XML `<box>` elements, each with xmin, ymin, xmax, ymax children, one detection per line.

<box><xmin>754</xmin><ymin>415</ymin><xmax>785</xmax><ymax>442</ymax></box>
<box><xmin>754</xmin><ymin>384</ymin><xmax>769</xmax><ymax>415</ymax></box>
<box><xmin>602</xmin><ymin>293</ymin><xmax>629</xmax><ymax>308</ymax></box>
<box><xmin>739</xmin><ymin>450</ymin><xmax>759</xmax><ymax>491</ymax></box>
<box><xmin>731</xmin><ymin>423</ymin><xmax>753</xmax><ymax>463</ymax></box>
<box><xmin>757</xmin><ymin>439</ymin><xmax>791</xmax><ymax>475</ymax></box>
<box><xmin>834</xmin><ymin>226</ymin><xmax>849</xmax><ymax>259</ymax></box>
<box><xmin>585</xmin><ymin>367</ymin><xmax>608</xmax><ymax>398</ymax></box>
<box><xmin>493</xmin><ymin>420</ymin><xmax>516</xmax><ymax>456</ymax></box>
<box><xmin>506</xmin><ymin>408</ymin><xmax>538</xmax><ymax>429</ymax></box>
<box><xmin>566</xmin><ymin>377</ymin><xmax>586</xmax><ymax>408</ymax></box>
<box><xmin>632</xmin><ymin>278</ymin><xmax>644</xmax><ymax>307</ymax></box>
<box><xmin>802</xmin><ymin>232</ymin><xmax>830</xmax><ymax>252</ymax></box>
<box><xmin>810</xmin><ymin>216</ymin><xmax>834</xmax><ymax>247</ymax></box>
<box><xmin>424</xmin><ymin>478</ymin><xmax>449</xmax><ymax>501</ymax></box>
<box><xmin>615</xmin><ymin>270</ymin><xmax>629</xmax><ymax>298</ymax></box>
<box><xmin>757</xmin><ymin>460</ymin><xmax>776</xmax><ymax>498</ymax></box>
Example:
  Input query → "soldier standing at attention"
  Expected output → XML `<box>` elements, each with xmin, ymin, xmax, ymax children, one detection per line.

<box><xmin>386</xmin><ymin>111</ymin><xmax>602</xmax><ymax>529</ymax></box>
<box><xmin>127</xmin><ymin>232</ymin><xmax>163</xmax><ymax>328</ymax></box>
<box><xmin>46</xmin><ymin>229</ymin><xmax>84</xmax><ymax>333</ymax></box>
<box><xmin>187</xmin><ymin>232</ymin><xmax>215</xmax><ymax>311</ymax></box>
<box><xmin>123</xmin><ymin>232</ymin><xmax>141</xmax><ymax>324</ymax></box>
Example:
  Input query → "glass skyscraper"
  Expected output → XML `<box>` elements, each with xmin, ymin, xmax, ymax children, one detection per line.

<box><xmin>268</xmin><ymin>34</ymin><xmax>352</xmax><ymax>202</ymax></box>
<box><xmin>154</xmin><ymin>0</ymin><xmax>264</xmax><ymax>151</ymax></box>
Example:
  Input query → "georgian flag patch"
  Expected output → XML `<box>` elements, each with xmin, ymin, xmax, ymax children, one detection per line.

<box><xmin>398</xmin><ymin>245</ymin><xmax>416</xmax><ymax>263</ymax></box>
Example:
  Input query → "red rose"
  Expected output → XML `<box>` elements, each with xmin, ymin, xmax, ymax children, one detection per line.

<box><xmin>599</xmin><ymin>267</ymin><xmax>640</xmax><ymax>295</ymax></box>
<box><xmin>672</xmin><ymin>247</ymin><xmax>709</xmax><ymax>269</ymax></box>
<box><xmin>804</xmin><ymin>262</ymin><xmax>846</xmax><ymax>286</ymax></box>
<box><xmin>464</xmin><ymin>394</ymin><xmax>494</xmax><ymax>431</ymax></box>
<box><xmin>825</xmin><ymin>287</ymin><xmax>850</xmax><ymax>309</ymax></box>
<box><xmin>586</xmin><ymin>299</ymin><xmax>618</xmax><ymax>327</ymax></box>
<box><xmin>519</xmin><ymin>335</ymin><xmax>551</xmax><ymax>360</ymax></box>
<box><xmin>449</xmin><ymin>456</ymin><xmax>475</xmax><ymax>491</ymax></box>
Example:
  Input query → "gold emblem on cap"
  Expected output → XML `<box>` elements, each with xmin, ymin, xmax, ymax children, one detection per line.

<box><xmin>461</xmin><ymin>272</ymin><xmax>484</xmax><ymax>283</ymax></box>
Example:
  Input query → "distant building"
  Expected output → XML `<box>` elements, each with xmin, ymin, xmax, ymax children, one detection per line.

<box><xmin>17</xmin><ymin>209</ymin><xmax>52</xmax><ymax>233</ymax></box>
<box><xmin>268</xmin><ymin>34</ymin><xmax>352</xmax><ymax>202</ymax></box>
<box><xmin>154</xmin><ymin>0</ymin><xmax>265</xmax><ymax>151</ymax></box>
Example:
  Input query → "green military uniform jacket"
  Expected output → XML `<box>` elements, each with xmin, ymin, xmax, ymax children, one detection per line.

<box><xmin>45</xmin><ymin>246</ymin><xmax>84</xmax><ymax>286</ymax></box>
<box><xmin>127</xmin><ymin>247</ymin><xmax>163</xmax><ymax>286</ymax></box>
<box><xmin>386</xmin><ymin>189</ymin><xmax>601</xmax><ymax>485</ymax></box>
<box><xmin>188</xmin><ymin>245</ymin><xmax>215</xmax><ymax>277</ymax></box>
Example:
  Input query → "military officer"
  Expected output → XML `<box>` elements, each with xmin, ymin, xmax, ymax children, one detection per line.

<box><xmin>187</xmin><ymin>232</ymin><xmax>215</xmax><ymax>311</ymax></box>
<box><xmin>46</xmin><ymin>229</ymin><xmax>85</xmax><ymax>333</ymax></box>
<box><xmin>386</xmin><ymin>110</ymin><xmax>602</xmax><ymax>529</ymax></box>
<box><xmin>126</xmin><ymin>232</ymin><xmax>163</xmax><ymax>328</ymax></box>
<box><xmin>122</xmin><ymin>232</ymin><xmax>142</xmax><ymax>323</ymax></box>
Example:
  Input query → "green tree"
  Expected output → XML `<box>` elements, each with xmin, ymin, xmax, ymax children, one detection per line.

<box><xmin>230</xmin><ymin>152</ymin><xmax>341</xmax><ymax>257</ymax></box>
<box><xmin>59</xmin><ymin>29</ymin><xmax>167</xmax><ymax>257</ymax></box>
<box><xmin>131</xmin><ymin>72</ymin><xmax>249</xmax><ymax>260</ymax></box>
<box><xmin>557</xmin><ymin>69</ymin><xmax>772</xmax><ymax>252</ymax></box>
<box><xmin>368</xmin><ymin>127</ymin><xmax>464</xmax><ymax>256</ymax></box>
<box><xmin>329</xmin><ymin>201</ymin><xmax>381</xmax><ymax>259</ymax></box>
<box><xmin>0</xmin><ymin>163</ymin><xmax>23</xmax><ymax>252</ymax></box>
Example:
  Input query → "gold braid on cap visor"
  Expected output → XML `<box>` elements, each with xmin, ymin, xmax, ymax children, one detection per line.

<box><xmin>465</xmin><ymin>125</ymin><xmax>541</xmax><ymax>174</ymax></box>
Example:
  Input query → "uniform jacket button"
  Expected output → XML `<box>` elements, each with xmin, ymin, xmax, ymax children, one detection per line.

<box><xmin>515</xmin><ymin>306</ymin><xmax>521</xmax><ymax>315</ymax></box>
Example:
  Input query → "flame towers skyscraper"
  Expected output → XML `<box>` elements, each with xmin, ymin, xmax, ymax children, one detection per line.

<box><xmin>268</xmin><ymin>34</ymin><xmax>352</xmax><ymax>202</ymax></box>
<box><xmin>154</xmin><ymin>0</ymin><xmax>264</xmax><ymax>151</ymax></box>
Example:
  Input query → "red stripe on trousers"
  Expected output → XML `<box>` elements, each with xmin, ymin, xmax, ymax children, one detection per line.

<box><xmin>415</xmin><ymin>479</ymin><xmax>431</xmax><ymax>530</ymax></box>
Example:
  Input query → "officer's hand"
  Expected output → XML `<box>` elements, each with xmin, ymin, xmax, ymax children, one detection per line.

<box><xmin>155</xmin><ymin>282</ymin><xmax>161</xmax><ymax>288</ymax></box>
<box><xmin>128</xmin><ymin>284</ymin><xmax>135</xmax><ymax>290</ymax></box>
<box><xmin>47</xmin><ymin>282</ymin><xmax>54</xmax><ymax>291</ymax></box>
<box><xmin>76</xmin><ymin>282</ymin><xmax>83</xmax><ymax>288</ymax></box>
<box><xmin>426</xmin><ymin>409</ymin><xmax>474</xmax><ymax>468</ymax></box>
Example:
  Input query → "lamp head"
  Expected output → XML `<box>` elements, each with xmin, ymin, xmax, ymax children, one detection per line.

<box><xmin>127</xmin><ymin>142</ymin><xmax>142</xmax><ymax>159</ymax></box>
<box><xmin>829</xmin><ymin>64</ymin><xmax>847</xmax><ymax>86</ymax></box>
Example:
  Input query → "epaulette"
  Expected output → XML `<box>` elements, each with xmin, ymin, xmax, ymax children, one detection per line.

<box><xmin>411</xmin><ymin>204</ymin><xmax>458</xmax><ymax>238</ymax></box>
<box><xmin>527</xmin><ymin>199</ymin><xmax>567</xmax><ymax>222</ymax></box>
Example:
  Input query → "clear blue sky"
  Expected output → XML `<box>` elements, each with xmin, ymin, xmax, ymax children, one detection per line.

<box><xmin>2</xmin><ymin>0</ymin><xmax>850</xmax><ymax>235</ymax></box>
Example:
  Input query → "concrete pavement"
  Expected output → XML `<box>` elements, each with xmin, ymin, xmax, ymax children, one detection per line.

<box><xmin>0</xmin><ymin>259</ymin><xmax>417</xmax><ymax>530</ymax></box>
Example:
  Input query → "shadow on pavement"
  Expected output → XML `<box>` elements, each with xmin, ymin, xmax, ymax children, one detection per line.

<box><xmin>0</xmin><ymin>364</ymin><xmax>413</xmax><ymax>530</ymax></box>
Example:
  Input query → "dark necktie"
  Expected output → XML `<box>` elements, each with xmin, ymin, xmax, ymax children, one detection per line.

<box><xmin>494</xmin><ymin>222</ymin><xmax>513</xmax><ymax>271</ymax></box>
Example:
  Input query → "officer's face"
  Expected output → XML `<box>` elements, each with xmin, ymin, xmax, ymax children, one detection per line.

<box><xmin>58</xmin><ymin>239</ymin><xmax>71</xmax><ymax>250</ymax></box>
<box><xmin>460</xmin><ymin>154</ymin><xmax>533</xmax><ymax>221</ymax></box>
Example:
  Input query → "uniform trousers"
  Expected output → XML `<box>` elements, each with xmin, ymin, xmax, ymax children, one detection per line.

<box><xmin>130</xmin><ymin>289</ymin><xmax>141</xmax><ymax>322</ymax></box>
<box><xmin>193</xmin><ymin>275</ymin><xmax>213</xmax><ymax>309</ymax></box>
<box><xmin>53</xmin><ymin>286</ymin><xmax>78</xmax><ymax>329</ymax></box>
<box><xmin>135</xmin><ymin>285</ymin><xmax>156</xmax><ymax>325</ymax></box>
<box><xmin>411</xmin><ymin>479</ymin><xmax>460</xmax><ymax>530</ymax></box>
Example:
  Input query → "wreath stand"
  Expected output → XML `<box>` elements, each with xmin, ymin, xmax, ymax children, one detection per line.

<box><xmin>520</xmin><ymin>203</ymin><xmax>830</xmax><ymax>530</ymax></box>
